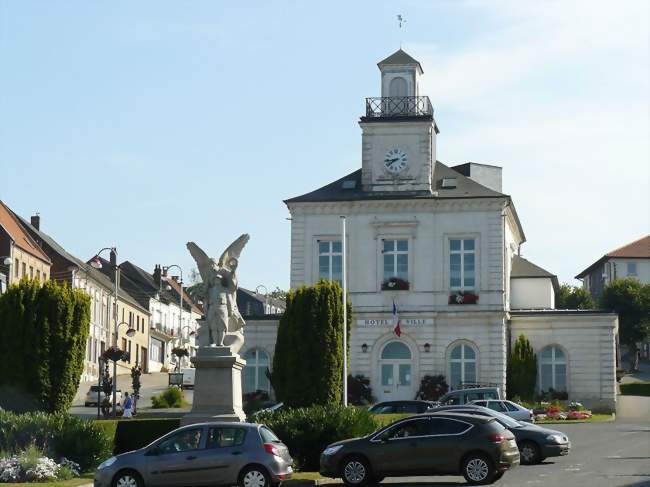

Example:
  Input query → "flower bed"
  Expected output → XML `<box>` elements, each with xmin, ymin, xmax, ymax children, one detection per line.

<box><xmin>531</xmin><ymin>401</ymin><xmax>592</xmax><ymax>422</ymax></box>
<box><xmin>0</xmin><ymin>448</ymin><xmax>80</xmax><ymax>483</ymax></box>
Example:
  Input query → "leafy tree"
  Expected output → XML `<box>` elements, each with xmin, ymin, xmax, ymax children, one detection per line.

<box><xmin>268</xmin><ymin>287</ymin><xmax>287</xmax><ymax>302</ymax></box>
<box><xmin>556</xmin><ymin>283</ymin><xmax>595</xmax><ymax>309</ymax></box>
<box><xmin>272</xmin><ymin>280</ymin><xmax>351</xmax><ymax>407</ymax></box>
<box><xmin>507</xmin><ymin>334</ymin><xmax>537</xmax><ymax>400</ymax></box>
<box><xmin>600</xmin><ymin>278</ymin><xmax>650</xmax><ymax>370</ymax></box>
<box><xmin>0</xmin><ymin>279</ymin><xmax>90</xmax><ymax>413</ymax></box>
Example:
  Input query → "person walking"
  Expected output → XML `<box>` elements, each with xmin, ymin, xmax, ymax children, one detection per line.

<box><xmin>122</xmin><ymin>392</ymin><xmax>133</xmax><ymax>418</ymax></box>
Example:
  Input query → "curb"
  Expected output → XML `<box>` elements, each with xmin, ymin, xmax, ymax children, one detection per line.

<box><xmin>284</xmin><ymin>479</ymin><xmax>337</xmax><ymax>486</ymax></box>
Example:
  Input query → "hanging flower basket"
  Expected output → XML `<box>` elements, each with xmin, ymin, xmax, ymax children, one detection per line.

<box><xmin>449</xmin><ymin>292</ymin><xmax>479</xmax><ymax>304</ymax></box>
<box><xmin>172</xmin><ymin>347</ymin><xmax>189</xmax><ymax>358</ymax></box>
<box><xmin>381</xmin><ymin>277</ymin><xmax>410</xmax><ymax>291</ymax></box>
<box><xmin>101</xmin><ymin>346</ymin><xmax>126</xmax><ymax>362</ymax></box>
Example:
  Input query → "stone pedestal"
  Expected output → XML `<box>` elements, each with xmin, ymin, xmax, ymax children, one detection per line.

<box><xmin>181</xmin><ymin>346</ymin><xmax>246</xmax><ymax>425</ymax></box>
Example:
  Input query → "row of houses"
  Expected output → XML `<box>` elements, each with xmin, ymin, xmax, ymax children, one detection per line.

<box><xmin>0</xmin><ymin>200</ymin><xmax>284</xmax><ymax>384</ymax></box>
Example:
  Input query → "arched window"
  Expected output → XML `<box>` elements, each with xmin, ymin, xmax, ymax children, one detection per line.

<box><xmin>243</xmin><ymin>348</ymin><xmax>270</xmax><ymax>394</ymax></box>
<box><xmin>389</xmin><ymin>77</ymin><xmax>408</xmax><ymax>97</ymax></box>
<box><xmin>539</xmin><ymin>346</ymin><xmax>566</xmax><ymax>392</ymax></box>
<box><xmin>381</xmin><ymin>341</ymin><xmax>412</xmax><ymax>359</ymax></box>
<box><xmin>449</xmin><ymin>343</ymin><xmax>477</xmax><ymax>388</ymax></box>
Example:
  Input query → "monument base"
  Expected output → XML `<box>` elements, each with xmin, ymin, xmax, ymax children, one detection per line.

<box><xmin>181</xmin><ymin>346</ymin><xmax>246</xmax><ymax>425</ymax></box>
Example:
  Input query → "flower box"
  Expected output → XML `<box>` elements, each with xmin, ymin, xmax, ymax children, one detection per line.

<box><xmin>381</xmin><ymin>277</ymin><xmax>410</xmax><ymax>291</ymax></box>
<box><xmin>449</xmin><ymin>292</ymin><xmax>479</xmax><ymax>304</ymax></box>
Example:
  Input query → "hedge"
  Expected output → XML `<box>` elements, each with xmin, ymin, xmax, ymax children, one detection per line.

<box><xmin>111</xmin><ymin>418</ymin><xmax>181</xmax><ymax>454</ymax></box>
<box><xmin>620</xmin><ymin>382</ymin><xmax>650</xmax><ymax>397</ymax></box>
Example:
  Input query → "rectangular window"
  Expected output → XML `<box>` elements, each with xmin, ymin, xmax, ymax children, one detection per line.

<box><xmin>15</xmin><ymin>259</ymin><xmax>19</xmax><ymax>277</ymax></box>
<box><xmin>318</xmin><ymin>240</ymin><xmax>342</xmax><ymax>284</ymax></box>
<box><xmin>627</xmin><ymin>262</ymin><xmax>638</xmax><ymax>276</ymax></box>
<box><xmin>29</xmin><ymin>266</ymin><xmax>33</xmax><ymax>279</ymax></box>
<box><xmin>121</xmin><ymin>337</ymin><xmax>127</xmax><ymax>352</ymax></box>
<box><xmin>450</xmin><ymin>239</ymin><xmax>475</xmax><ymax>290</ymax></box>
<box><xmin>383</xmin><ymin>239</ymin><xmax>409</xmax><ymax>282</ymax></box>
<box><xmin>36</xmin><ymin>270</ymin><xmax>40</xmax><ymax>280</ymax></box>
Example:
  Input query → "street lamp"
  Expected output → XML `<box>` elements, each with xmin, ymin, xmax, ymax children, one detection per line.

<box><xmin>89</xmin><ymin>247</ymin><xmax>121</xmax><ymax>417</ymax></box>
<box><xmin>179</xmin><ymin>325</ymin><xmax>197</xmax><ymax>368</ymax></box>
<box><xmin>162</xmin><ymin>264</ymin><xmax>185</xmax><ymax>371</ymax></box>
<box><xmin>255</xmin><ymin>285</ymin><xmax>268</xmax><ymax>314</ymax></box>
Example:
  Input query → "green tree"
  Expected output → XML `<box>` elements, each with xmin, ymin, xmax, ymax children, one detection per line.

<box><xmin>600</xmin><ymin>278</ymin><xmax>650</xmax><ymax>371</ymax></box>
<box><xmin>0</xmin><ymin>279</ymin><xmax>90</xmax><ymax>413</ymax></box>
<box><xmin>272</xmin><ymin>280</ymin><xmax>351</xmax><ymax>407</ymax></box>
<box><xmin>507</xmin><ymin>334</ymin><xmax>537</xmax><ymax>400</ymax></box>
<box><xmin>556</xmin><ymin>283</ymin><xmax>595</xmax><ymax>309</ymax></box>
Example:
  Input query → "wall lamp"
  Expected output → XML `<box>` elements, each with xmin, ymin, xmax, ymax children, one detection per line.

<box><xmin>361</xmin><ymin>343</ymin><xmax>368</xmax><ymax>353</ymax></box>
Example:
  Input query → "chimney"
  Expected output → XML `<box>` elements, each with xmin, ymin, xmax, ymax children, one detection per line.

<box><xmin>109</xmin><ymin>249</ymin><xmax>117</xmax><ymax>267</ymax></box>
<box><xmin>153</xmin><ymin>265</ymin><xmax>162</xmax><ymax>288</ymax></box>
<box><xmin>31</xmin><ymin>213</ymin><xmax>40</xmax><ymax>231</ymax></box>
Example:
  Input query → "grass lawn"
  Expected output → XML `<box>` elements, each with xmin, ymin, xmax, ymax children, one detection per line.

<box><xmin>535</xmin><ymin>413</ymin><xmax>615</xmax><ymax>424</ymax></box>
<box><xmin>620</xmin><ymin>381</ymin><xmax>650</xmax><ymax>396</ymax></box>
<box><xmin>0</xmin><ymin>473</ymin><xmax>94</xmax><ymax>487</ymax></box>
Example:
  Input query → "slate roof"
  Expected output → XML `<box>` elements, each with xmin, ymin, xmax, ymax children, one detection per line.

<box><xmin>377</xmin><ymin>49</ymin><xmax>423</xmax><ymax>73</ymax></box>
<box><xmin>575</xmin><ymin>234</ymin><xmax>650</xmax><ymax>278</ymax></box>
<box><xmin>238</xmin><ymin>287</ymin><xmax>286</xmax><ymax>310</ymax></box>
<box><xmin>284</xmin><ymin>161</ymin><xmax>506</xmax><ymax>204</ymax></box>
<box><xmin>0</xmin><ymin>201</ymin><xmax>51</xmax><ymax>264</ymax></box>
<box><xmin>511</xmin><ymin>255</ymin><xmax>559</xmax><ymax>292</ymax></box>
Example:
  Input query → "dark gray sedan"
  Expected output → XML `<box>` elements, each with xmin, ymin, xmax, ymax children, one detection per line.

<box><xmin>94</xmin><ymin>422</ymin><xmax>293</xmax><ymax>487</ymax></box>
<box><xmin>430</xmin><ymin>405</ymin><xmax>571</xmax><ymax>464</ymax></box>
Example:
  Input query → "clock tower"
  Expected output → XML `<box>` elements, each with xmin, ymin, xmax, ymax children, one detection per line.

<box><xmin>360</xmin><ymin>49</ymin><xmax>439</xmax><ymax>193</ymax></box>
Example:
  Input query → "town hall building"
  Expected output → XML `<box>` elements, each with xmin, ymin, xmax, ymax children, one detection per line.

<box><xmin>242</xmin><ymin>49</ymin><xmax>618</xmax><ymax>412</ymax></box>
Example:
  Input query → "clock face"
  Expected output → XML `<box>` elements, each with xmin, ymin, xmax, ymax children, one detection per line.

<box><xmin>384</xmin><ymin>148</ymin><xmax>408</xmax><ymax>174</ymax></box>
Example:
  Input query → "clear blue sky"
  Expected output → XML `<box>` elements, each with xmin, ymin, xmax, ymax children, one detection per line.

<box><xmin>1</xmin><ymin>1</ymin><xmax>648</xmax><ymax>291</ymax></box>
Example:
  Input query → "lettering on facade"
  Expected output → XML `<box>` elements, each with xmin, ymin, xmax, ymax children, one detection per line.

<box><xmin>357</xmin><ymin>318</ymin><xmax>433</xmax><ymax>326</ymax></box>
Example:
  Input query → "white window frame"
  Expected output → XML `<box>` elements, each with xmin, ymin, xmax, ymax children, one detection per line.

<box><xmin>317</xmin><ymin>239</ymin><xmax>342</xmax><ymax>284</ymax></box>
<box><xmin>538</xmin><ymin>345</ymin><xmax>567</xmax><ymax>392</ymax></box>
<box><xmin>448</xmin><ymin>236</ymin><xmax>478</xmax><ymax>292</ymax></box>
<box><xmin>244</xmin><ymin>348</ymin><xmax>271</xmax><ymax>394</ymax></box>
<box><xmin>382</xmin><ymin>238</ymin><xmax>409</xmax><ymax>283</ymax></box>
<box><xmin>448</xmin><ymin>342</ymin><xmax>478</xmax><ymax>388</ymax></box>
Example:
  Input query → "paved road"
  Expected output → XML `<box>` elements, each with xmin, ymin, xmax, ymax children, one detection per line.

<box><xmin>325</xmin><ymin>420</ymin><xmax>650</xmax><ymax>487</ymax></box>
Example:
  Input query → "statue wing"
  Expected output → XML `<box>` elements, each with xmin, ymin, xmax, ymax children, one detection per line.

<box><xmin>218</xmin><ymin>234</ymin><xmax>250</xmax><ymax>271</ymax></box>
<box><xmin>186</xmin><ymin>242</ymin><xmax>217</xmax><ymax>283</ymax></box>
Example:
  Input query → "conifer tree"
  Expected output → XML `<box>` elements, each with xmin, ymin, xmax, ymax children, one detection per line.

<box><xmin>507</xmin><ymin>334</ymin><xmax>537</xmax><ymax>400</ymax></box>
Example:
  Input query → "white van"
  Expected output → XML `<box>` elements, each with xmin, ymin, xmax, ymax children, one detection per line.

<box><xmin>181</xmin><ymin>368</ymin><xmax>195</xmax><ymax>389</ymax></box>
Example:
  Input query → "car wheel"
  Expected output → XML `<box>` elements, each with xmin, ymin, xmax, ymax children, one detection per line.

<box><xmin>462</xmin><ymin>453</ymin><xmax>495</xmax><ymax>485</ymax></box>
<box><xmin>239</xmin><ymin>466</ymin><xmax>270</xmax><ymax>487</ymax></box>
<box><xmin>112</xmin><ymin>470</ymin><xmax>143</xmax><ymax>487</ymax></box>
<box><xmin>519</xmin><ymin>441</ymin><xmax>541</xmax><ymax>465</ymax></box>
<box><xmin>340</xmin><ymin>456</ymin><xmax>371</xmax><ymax>487</ymax></box>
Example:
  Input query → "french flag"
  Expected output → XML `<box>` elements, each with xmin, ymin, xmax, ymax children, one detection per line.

<box><xmin>392</xmin><ymin>300</ymin><xmax>401</xmax><ymax>337</ymax></box>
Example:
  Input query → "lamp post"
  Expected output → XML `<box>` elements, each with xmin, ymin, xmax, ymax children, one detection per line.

<box><xmin>255</xmin><ymin>285</ymin><xmax>268</xmax><ymax>314</ymax></box>
<box><xmin>180</xmin><ymin>325</ymin><xmax>197</xmax><ymax>368</ymax></box>
<box><xmin>90</xmin><ymin>247</ymin><xmax>121</xmax><ymax>417</ymax></box>
<box><xmin>340</xmin><ymin>215</ymin><xmax>348</xmax><ymax>407</ymax></box>
<box><xmin>163</xmin><ymin>265</ymin><xmax>184</xmax><ymax>371</ymax></box>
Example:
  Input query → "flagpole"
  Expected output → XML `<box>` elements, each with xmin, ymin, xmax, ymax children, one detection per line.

<box><xmin>341</xmin><ymin>215</ymin><xmax>348</xmax><ymax>407</ymax></box>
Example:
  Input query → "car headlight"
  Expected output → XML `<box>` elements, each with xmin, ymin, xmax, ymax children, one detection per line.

<box><xmin>98</xmin><ymin>457</ymin><xmax>117</xmax><ymax>470</ymax></box>
<box><xmin>322</xmin><ymin>445</ymin><xmax>344</xmax><ymax>456</ymax></box>
<box><xmin>546</xmin><ymin>434</ymin><xmax>565</xmax><ymax>444</ymax></box>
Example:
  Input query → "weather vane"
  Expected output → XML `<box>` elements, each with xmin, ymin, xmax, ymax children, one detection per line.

<box><xmin>397</xmin><ymin>14</ymin><xmax>406</xmax><ymax>48</ymax></box>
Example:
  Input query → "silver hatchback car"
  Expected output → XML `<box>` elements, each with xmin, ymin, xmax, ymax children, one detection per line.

<box><xmin>94</xmin><ymin>422</ymin><xmax>293</xmax><ymax>487</ymax></box>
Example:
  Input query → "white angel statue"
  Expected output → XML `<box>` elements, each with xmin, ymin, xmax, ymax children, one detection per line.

<box><xmin>186</xmin><ymin>234</ymin><xmax>249</xmax><ymax>352</ymax></box>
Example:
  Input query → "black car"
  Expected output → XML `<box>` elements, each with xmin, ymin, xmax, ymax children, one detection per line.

<box><xmin>430</xmin><ymin>405</ymin><xmax>571</xmax><ymax>464</ymax></box>
<box><xmin>367</xmin><ymin>400</ymin><xmax>436</xmax><ymax>414</ymax></box>
<box><xmin>320</xmin><ymin>412</ymin><xmax>519</xmax><ymax>485</ymax></box>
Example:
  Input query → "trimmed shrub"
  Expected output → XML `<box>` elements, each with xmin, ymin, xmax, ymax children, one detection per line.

<box><xmin>151</xmin><ymin>387</ymin><xmax>186</xmax><ymax>408</ymax></box>
<box><xmin>347</xmin><ymin>375</ymin><xmax>373</xmax><ymax>406</ymax></box>
<box><xmin>415</xmin><ymin>375</ymin><xmax>449</xmax><ymax>401</ymax></box>
<box><xmin>620</xmin><ymin>382</ymin><xmax>650</xmax><ymax>397</ymax></box>
<box><xmin>113</xmin><ymin>418</ymin><xmax>181</xmax><ymax>454</ymax></box>
<box><xmin>0</xmin><ymin>410</ymin><xmax>112</xmax><ymax>471</ymax></box>
<box><xmin>256</xmin><ymin>405</ymin><xmax>379</xmax><ymax>471</ymax></box>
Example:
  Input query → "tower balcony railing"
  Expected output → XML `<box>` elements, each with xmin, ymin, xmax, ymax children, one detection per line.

<box><xmin>365</xmin><ymin>96</ymin><xmax>433</xmax><ymax>118</ymax></box>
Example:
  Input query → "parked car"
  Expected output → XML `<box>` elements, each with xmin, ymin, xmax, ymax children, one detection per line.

<box><xmin>437</xmin><ymin>387</ymin><xmax>501</xmax><ymax>405</ymax></box>
<box><xmin>470</xmin><ymin>399</ymin><xmax>534</xmax><ymax>422</ymax></box>
<box><xmin>84</xmin><ymin>386</ymin><xmax>122</xmax><ymax>407</ymax></box>
<box><xmin>94</xmin><ymin>422</ymin><xmax>293</xmax><ymax>487</ymax></box>
<box><xmin>181</xmin><ymin>368</ymin><xmax>195</xmax><ymax>389</ymax></box>
<box><xmin>430</xmin><ymin>405</ymin><xmax>571</xmax><ymax>465</ymax></box>
<box><xmin>367</xmin><ymin>400</ymin><xmax>437</xmax><ymax>414</ymax></box>
<box><xmin>320</xmin><ymin>412</ymin><xmax>519</xmax><ymax>485</ymax></box>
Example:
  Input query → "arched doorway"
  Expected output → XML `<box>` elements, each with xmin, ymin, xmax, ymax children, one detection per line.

<box><xmin>378</xmin><ymin>341</ymin><xmax>413</xmax><ymax>401</ymax></box>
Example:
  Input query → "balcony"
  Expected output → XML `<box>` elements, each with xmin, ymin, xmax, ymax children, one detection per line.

<box><xmin>364</xmin><ymin>96</ymin><xmax>433</xmax><ymax>119</ymax></box>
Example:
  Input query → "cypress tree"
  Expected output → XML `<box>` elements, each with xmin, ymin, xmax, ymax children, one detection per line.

<box><xmin>507</xmin><ymin>334</ymin><xmax>537</xmax><ymax>400</ymax></box>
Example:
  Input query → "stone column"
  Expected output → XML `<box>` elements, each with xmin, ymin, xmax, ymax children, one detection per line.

<box><xmin>181</xmin><ymin>346</ymin><xmax>246</xmax><ymax>425</ymax></box>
